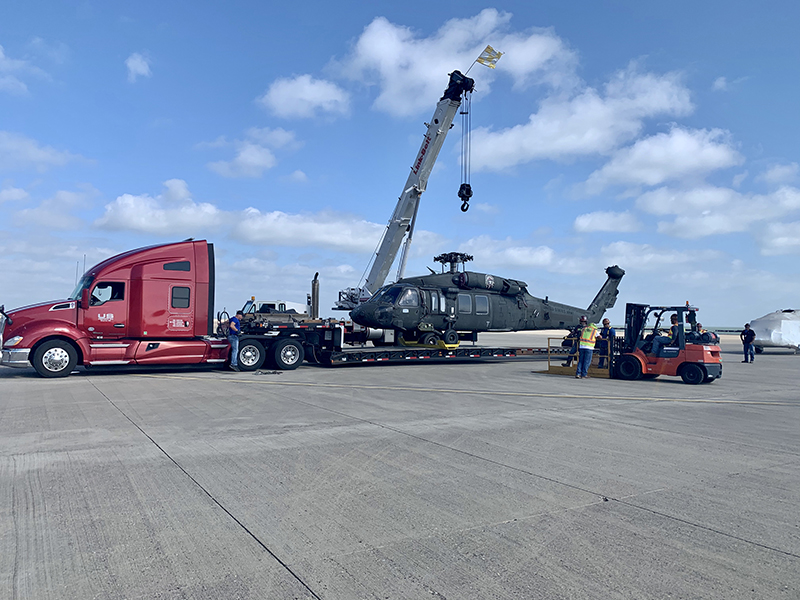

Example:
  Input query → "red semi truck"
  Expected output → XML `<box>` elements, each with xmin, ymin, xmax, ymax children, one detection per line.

<box><xmin>0</xmin><ymin>239</ymin><xmax>232</xmax><ymax>377</ymax></box>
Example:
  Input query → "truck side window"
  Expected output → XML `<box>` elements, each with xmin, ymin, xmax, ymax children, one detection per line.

<box><xmin>164</xmin><ymin>261</ymin><xmax>191</xmax><ymax>271</ymax></box>
<box><xmin>90</xmin><ymin>282</ymin><xmax>125</xmax><ymax>306</ymax></box>
<box><xmin>398</xmin><ymin>288</ymin><xmax>419</xmax><ymax>307</ymax></box>
<box><xmin>172</xmin><ymin>286</ymin><xmax>191</xmax><ymax>309</ymax></box>
<box><xmin>458</xmin><ymin>294</ymin><xmax>472</xmax><ymax>314</ymax></box>
<box><xmin>475</xmin><ymin>295</ymin><xmax>489</xmax><ymax>315</ymax></box>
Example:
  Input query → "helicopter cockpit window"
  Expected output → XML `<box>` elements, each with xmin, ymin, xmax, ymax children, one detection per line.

<box><xmin>375</xmin><ymin>286</ymin><xmax>402</xmax><ymax>304</ymax></box>
<box><xmin>398</xmin><ymin>288</ymin><xmax>419</xmax><ymax>307</ymax></box>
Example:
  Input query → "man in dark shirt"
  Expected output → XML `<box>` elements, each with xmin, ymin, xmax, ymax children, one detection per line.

<box><xmin>740</xmin><ymin>323</ymin><xmax>756</xmax><ymax>363</ymax></box>
<box><xmin>596</xmin><ymin>318</ymin><xmax>615</xmax><ymax>369</ymax></box>
<box><xmin>228</xmin><ymin>310</ymin><xmax>243</xmax><ymax>371</ymax></box>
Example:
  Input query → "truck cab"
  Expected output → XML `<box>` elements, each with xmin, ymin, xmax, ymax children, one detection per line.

<box><xmin>1</xmin><ymin>239</ymin><xmax>229</xmax><ymax>377</ymax></box>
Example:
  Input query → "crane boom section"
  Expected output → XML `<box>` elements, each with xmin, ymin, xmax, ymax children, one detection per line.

<box><xmin>362</xmin><ymin>71</ymin><xmax>475</xmax><ymax>300</ymax></box>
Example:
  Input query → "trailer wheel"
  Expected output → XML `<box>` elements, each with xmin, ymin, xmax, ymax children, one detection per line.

<box><xmin>32</xmin><ymin>340</ymin><xmax>78</xmax><ymax>378</ymax></box>
<box><xmin>680</xmin><ymin>363</ymin><xmax>705</xmax><ymax>385</ymax></box>
<box><xmin>273</xmin><ymin>338</ymin><xmax>305</xmax><ymax>370</ymax></box>
<box><xmin>616</xmin><ymin>355</ymin><xmax>642</xmax><ymax>380</ymax></box>
<box><xmin>238</xmin><ymin>340</ymin><xmax>266</xmax><ymax>371</ymax></box>
<box><xmin>443</xmin><ymin>329</ymin><xmax>459</xmax><ymax>345</ymax></box>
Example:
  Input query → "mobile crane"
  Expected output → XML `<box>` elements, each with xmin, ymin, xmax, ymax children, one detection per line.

<box><xmin>334</xmin><ymin>70</ymin><xmax>476</xmax><ymax>311</ymax></box>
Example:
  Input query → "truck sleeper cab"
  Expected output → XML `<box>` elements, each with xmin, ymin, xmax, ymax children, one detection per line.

<box><xmin>1</xmin><ymin>240</ymin><xmax>229</xmax><ymax>378</ymax></box>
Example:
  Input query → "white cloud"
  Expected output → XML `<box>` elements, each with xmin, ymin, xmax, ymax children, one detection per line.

<box><xmin>95</xmin><ymin>180</ymin><xmax>222</xmax><ymax>234</ymax></box>
<box><xmin>471</xmin><ymin>64</ymin><xmax>693</xmax><ymax>171</ymax></box>
<box><xmin>258</xmin><ymin>75</ymin><xmax>349</xmax><ymax>118</ymax></box>
<box><xmin>285</xmin><ymin>170</ymin><xmax>308</xmax><ymax>183</ymax></box>
<box><xmin>0</xmin><ymin>131</ymin><xmax>84</xmax><ymax>172</ymax></box>
<box><xmin>583</xmin><ymin>128</ymin><xmax>743</xmax><ymax>194</ymax></box>
<box><xmin>94</xmin><ymin>180</ymin><xmax>387</xmax><ymax>254</ymax></box>
<box><xmin>205</xmin><ymin>128</ymin><xmax>300</xmax><ymax>178</ymax></box>
<box><xmin>208</xmin><ymin>143</ymin><xmax>276</xmax><ymax>178</ymax></box>
<box><xmin>756</xmin><ymin>162</ymin><xmax>799</xmax><ymax>186</ymax></box>
<box><xmin>635</xmin><ymin>185</ymin><xmax>800</xmax><ymax>239</ymax></box>
<box><xmin>14</xmin><ymin>190</ymin><xmax>89</xmax><ymax>230</ymax></box>
<box><xmin>712</xmin><ymin>76</ymin><xmax>728</xmax><ymax>91</ymax></box>
<box><xmin>27</xmin><ymin>37</ymin><xmax>69</xmax><ymax>64</ymax></box>
<box><xmin>337</xmin><ymin>9</ymin><xmax>578</xmax><ymax>117</ymax></box>
<box><xmin>457</xmin><ymin>235</ymin><xmax>556</xmax><ymax>269</ymax></box>
<box><xmin>574</xmin><ymin>211</ymin><xmax>641</xmax><ymax>233</ymax></box>
<box><xmin>0</xmin><ymin>185</ymin><xmax>28</xmax><ymax>203</ymax></box>
<box><xmin>599</xmin><ymin>241</ymin><xmax>718</xmax><ymax>271</ymax></box>
<box><xmin>125</xmin><ymin>52</ymin><xmax>151</xmax><ymax>83</ymax></box>
<box><xmin>233</xmin><ymin>209</ymin><xmax>382</xmax><ymax>253</ymax></box>
<box><xmin>759</xmin><ymin>221</ymin><xmax>800</xmax><ymax>255</ymax></box>
<box><xmin>0</xmin><ymin>44</ymin><xmax>49</xmax><ymax>94</ymax></box>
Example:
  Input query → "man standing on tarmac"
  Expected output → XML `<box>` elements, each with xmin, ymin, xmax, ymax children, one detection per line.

<box><xmin>576</xmin><ymin>315</ymin><xmax>598</xmax><ymax>379</ymax></box>
<box><xmin>741</xmin><ymin>323</ymin><xmax>756</xmax><ymax>363</ymax></box>
<box><xmin>228</xmin><ymin>310</ymin><xmax>243</xmax><ymax>371</ymax></box>
<box><xmin>596</xmin><ymin>318</ymin><xmax>615</xmax><ymax>369</ymax></box>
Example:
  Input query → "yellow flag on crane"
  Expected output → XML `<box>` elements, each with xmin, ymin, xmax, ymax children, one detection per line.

<box><xmin>476</xmin><ymin>45</ymin><xmax>503</xmax><ymax>68</ymax></box>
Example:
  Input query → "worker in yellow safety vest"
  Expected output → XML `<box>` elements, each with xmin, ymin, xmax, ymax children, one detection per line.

<box><xmin>576</xmin><ymin>315</ymin><xmax>598</xmax><ymax>379</ymax></box>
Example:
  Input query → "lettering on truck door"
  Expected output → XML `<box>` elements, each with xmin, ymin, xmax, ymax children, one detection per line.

<box><xmin>83</xmin><ymin>281</ymin><xmax>128</xmax><ymax>338</ymax></box>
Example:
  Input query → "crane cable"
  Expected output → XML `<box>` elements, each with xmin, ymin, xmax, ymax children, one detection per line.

<box><xmin>458</xmin><ymin>91</ymin><xmax>473</xmax><ymax>212</ymax></box>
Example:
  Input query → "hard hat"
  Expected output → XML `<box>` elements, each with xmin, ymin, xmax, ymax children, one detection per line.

<box><xmin>579</xmin><ymin>315</ymin><xmax>588</xmax><ymax>322</ymax></box>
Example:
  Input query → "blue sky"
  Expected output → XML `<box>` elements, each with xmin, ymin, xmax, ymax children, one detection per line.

<box><xmin>1</xmin><ymin>1</ymin><xmax>799</xmax><ymax>326</ymax></box>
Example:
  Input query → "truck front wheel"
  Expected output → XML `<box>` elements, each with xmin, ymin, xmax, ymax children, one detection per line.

<box><xmin>32</xmin><ymin>340</ymin><xmax>78</xmax><ymax>378</ymax></box>
<box><xmin>272</xmin><ymin>338</ymin><xmax>305</xmax><ymax>370</ymax></box>
<box><xmin>238</xmin><ymin>341</ymin><xmax>266</xmax><ymax>371</ymax></box>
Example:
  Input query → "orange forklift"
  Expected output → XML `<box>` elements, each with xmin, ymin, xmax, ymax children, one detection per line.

<box><xmin>615</xmin><ymin>303</ymin><xmax>722</xmax><ymax>384</ymax></box>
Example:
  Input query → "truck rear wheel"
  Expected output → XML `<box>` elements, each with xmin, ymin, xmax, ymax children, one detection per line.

<box><xmin>273</xmin><ymin>338</ymin><xmax>304</xmax><ymax>370</ymax></box>
<box><xmin>238</xmin><ymin>341</ymin><xmax>266</xmax><ymax>371</ymax></box>
<box><xmin>616</xmin><ymin>355</ymin><xmax>642</xmax><ymax>380</ymax></box>
<box><xmin>680</xmin><ymin>363</ymin><xmax>705</xmax><ymax>385</ymax></box>
<box><xmin>32</xmin><ymin>340</ymin><xmax>78</xmax><ymax>378</ymax></box>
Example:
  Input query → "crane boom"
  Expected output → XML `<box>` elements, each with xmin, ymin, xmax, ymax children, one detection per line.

<box><xmin>335</xmin><ymin>70</ymin><xmax>475</xmax><ymax>310</ymax></box>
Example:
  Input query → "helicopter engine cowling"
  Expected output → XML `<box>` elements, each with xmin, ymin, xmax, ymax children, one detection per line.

<box><xmin>453</xmin><ymin>271</ymin><xmax>526</xmax><ymax>296</ymax></box>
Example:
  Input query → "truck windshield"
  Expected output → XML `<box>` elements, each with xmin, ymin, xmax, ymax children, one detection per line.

<box><xmin>69</xmin><ymin>275</ymin><xmax>95</xmax><ymax>300</ymax></box>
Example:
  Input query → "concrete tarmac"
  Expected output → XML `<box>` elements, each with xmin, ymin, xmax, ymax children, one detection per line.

<box><xmin>1</xmin><ymin>333</ymin><xmax>798</xmax><ymax>599</ymax></box>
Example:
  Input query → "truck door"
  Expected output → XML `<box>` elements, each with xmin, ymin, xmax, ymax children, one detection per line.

<box><xmin>83</xmin><ymin>281</ymin><xmax>128</xmax><ymax>338</ymax></box>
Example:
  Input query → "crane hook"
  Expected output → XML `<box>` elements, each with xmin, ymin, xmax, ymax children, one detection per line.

<box><xmin>458</xmin><ymin>183</ymin><xmax>472</xmax><ymax>212</ymax></box>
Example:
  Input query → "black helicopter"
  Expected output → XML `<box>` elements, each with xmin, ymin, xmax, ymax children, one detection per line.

<box><xmin>350</xmin><ymin>252</ymin><xmax>625</xmax><ymax>345</ymax></box>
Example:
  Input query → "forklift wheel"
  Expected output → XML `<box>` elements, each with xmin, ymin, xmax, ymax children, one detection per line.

<box><xmin>680</xmin><ymin>363</ymin><xmax>705</xmax><ymax>385</ymax></box>
<box><xmin>616</xmin><ymin>355</ymin><xmax>642</xmax><ymax>380</ymax></box>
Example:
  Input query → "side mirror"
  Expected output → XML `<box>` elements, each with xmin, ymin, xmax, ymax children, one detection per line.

<box><xmin>79</xmin><ymin>288</ymin><xmax>89</xmax><ymax>309</ymax></box>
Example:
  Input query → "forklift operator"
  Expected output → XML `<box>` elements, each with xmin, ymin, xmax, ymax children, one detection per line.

<box><xmin>651</xmin><ymin>314</ymin><xmax>680</xmax><ymax>356</ymax></box>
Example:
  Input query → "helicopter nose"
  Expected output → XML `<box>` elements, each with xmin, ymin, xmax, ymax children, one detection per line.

<box><xmin>350</xmin><ymin>304</ymin><xmax>371</xmax><ymax>325</ymax></box>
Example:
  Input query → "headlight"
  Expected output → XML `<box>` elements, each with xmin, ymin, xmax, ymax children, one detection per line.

<box><xmin>3</xmin><ymin>336</ymin><xmax>23</xmax><ymax>347</ymax></box>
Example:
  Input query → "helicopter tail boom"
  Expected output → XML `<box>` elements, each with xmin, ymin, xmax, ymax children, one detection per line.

<box><xmin>584</xmin><ymin>265</ymin><xmax>625</xmax><ymax>322</ymax></box>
